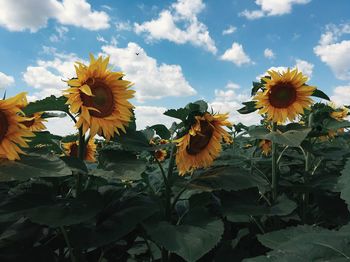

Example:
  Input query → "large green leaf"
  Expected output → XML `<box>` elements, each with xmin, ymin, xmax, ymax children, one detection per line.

<box><xmin>222</xmin><ymin>193</ymin><xmax>297</xmax><ymax>222</ymax></box>
<box><xmin>69</xmin><ymin>196</ymin><xmax>158</xmax><ymax>248</ymax></box>
<box><xmin>27</xmin><ymin>190</ymin><xmax>103</xmax><ymax>227</ymax></box>
<box><xmin>97</xmin><ymin>148</ymin><xmax>147</xmax><ymax>180</ymax></box>
<box><xmin>23</xmin><ymin>95</ymin><xmax>69</xmax><ymax>115</ymax></box>
<box><xmin>27</xmin><ymin>131</ymin><xmax>62</xmax><ymax>153</ymax></box>
<box><xmin>188</xmin><ymin>166</ymin><xmax>269</xmax><ymax>193</ymax></box>
<box><xmin>245</xmin><ymin>224</ymin><xmax>350</xmax><ymax>261</ymax></box>
<box><xmin>150</xmin><ymin>124</ymin><xmax>171</xmax><ymax>139</ymax></box>
<box><xmin>312</xmin><ymin>89</ymin><xmax>330</xmax><ymax>101</ymax></box>
<box><xmin>0</xmin><ymin>154</ymin><xmax>71</xmax><ymax>181</ymax></box>
<box><xmin>238</xmin><ymin>101</ymin><xmax>257</xmax><ymax>114</ymax></box>
<box><xmin>338</xmin><ymin>158</ymin><xmax>350</xmax><ymax>211</ymax></box>
<box><xmin>144</xmin><ymin>209</ymin><xmax>224</xmax><ymax>262</ymax></box>
<box><xmin>249</xmin><ymin>126</ymin><xmax>311</xmax><ymax>147</ymax></box>
<box><xmin>164</xmin><ymin>108</ymin><xmax>190</xmax><ymax>122</ymax></box>
<box><xmin>114</xmin><ymin>130</ymin><xmax>153</xmax><ymax>151</ymax></box>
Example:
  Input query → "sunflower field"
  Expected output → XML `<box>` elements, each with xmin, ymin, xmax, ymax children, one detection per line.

<box><xmin>1</xmin><ymin>54</ymin><xmax>350</xmax><ymax>262</ymax></box>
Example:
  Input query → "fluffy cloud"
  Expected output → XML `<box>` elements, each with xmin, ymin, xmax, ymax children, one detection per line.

<box><xmin>210</xmin><ymin>82</ymin><xmax>261</xmax><ymax>126</ymax></box>
<box><xmin>222</xmin><ymin>25</ymin><xmax>237</xmax><ymax>35</ymax></box>
<box><xmin>134</xmin><ymin>106</ymin><xmax>175</xmax><ymax>130</ymax></box>
<box><xmin>220</xmin><ymin>42</ymin><xmax>253</xmax><ymax>66</ymax></box>
<box><xmin>45</xmin><ymin>116</ymin><xmax>77</xmax><ymax>136</ymax></box>
<box><xmin>314</xmin><ymin>23</ymin><xmax>350</xmax><ymax>80</ymax></box>
<box><xmin>49</xmin><ymin>26</ymin><xmax>68</xmax><ymax>42</ymax></box>
<box><xmin>0</xmin><ymin>0</ymin><xmax>109</xmax><ymax>32</ymax></box>
<box><xmin>0</xmin><ymin>72</ymin><xmax>15</xmax><ymax>90</ymax></box>
<box><xmin>134</xmin><ymin>0</ymin><xmax>217</xmax><ymax>54</ymax></box>
<box><xmin>330</xmin><ymin>85</ymin><xmax>350</xmax><ymax>106</ymax></box>
<box><xmin>240</xmin><ymin>0</ymin><xmax>311</xmax><ymax>20</ymax></box>
<box><xmin>101</xmin><ymin>42</ymin><xmax>196</xmax><ymax>102</ymax></box>
<box><xmin>23</xmin><ymin>49</ymin><xmax>85</xmax><ymax>99</ymax></box>
<box><xmin>257</xmin><ymin>59</ymin><xmax>314</xmax><ymax>79</ymax></box>
<box><xmin>264</xmin><ymin>48</ymin><xmax>275</xmax><ymax>59</ymax></box>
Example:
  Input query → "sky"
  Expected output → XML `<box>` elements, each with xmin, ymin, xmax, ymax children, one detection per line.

<box><xmin>0</xmin><ymin>0</ymin><xmax>350</xmax><ymax>135</ymax></box>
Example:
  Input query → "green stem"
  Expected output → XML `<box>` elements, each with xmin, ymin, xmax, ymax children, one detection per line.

<box><xmin>271</xmin><ymin>122</ymin><xmax>278</xmax><ymax>201</ymax></box>
<box><xmin>60</xmin><ymin>226</ymin><xmax>76</xmax><ymax>262</ymax></box>
<box><xmin>76</xmin><ymin>127</ymin><xmax>85</xmax><ymax>198</ymax></box>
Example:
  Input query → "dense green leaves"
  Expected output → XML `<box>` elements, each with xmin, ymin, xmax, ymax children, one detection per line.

<box><xmin>339</xmin><ymin>158</ymin><xmax>350</xmax><ymax>210</ymax></box>
<box><xmin>0</xmin><ymin>154</ymin><xmax>71</xmax><ymax>181</ymax></box>
<box><xmin>145</xmin><ymin>209</ymin><xmax>224</xmax><ymax>262</ymax></box>
<box><xmin>23</xmin><ymin>95</ymin><xmax>69</xmax><ymax>115</ymax></box>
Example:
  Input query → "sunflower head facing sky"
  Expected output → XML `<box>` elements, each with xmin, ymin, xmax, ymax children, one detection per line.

<box><xmin>62</xmin><ymin>139</ymin><xmax>97</xmax><ymax>162</ymax></box>
<box><xmin>254</xmin><ymin>68</ymin><xmax>316</xmax><ymax>123</ymax></box>
<box><xmin>64</xmin><ymin>54</ymin><xmax>135</xmax><ymax>141</ymax></box>
<box><xmin>175</xmin><ymin>112</ymin><xmax>232</xmax><ymax>176</ymax></box>
<box><xmin>0</xmin><ymin>93</ymin><xmax>35</xmax><ymax>160</ymax></box>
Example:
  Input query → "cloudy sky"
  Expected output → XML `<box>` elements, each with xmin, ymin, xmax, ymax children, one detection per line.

<box><xmin>0</xmin><ymin>0</ymin><xmax>349</xmax><ymax>135</ymax></box>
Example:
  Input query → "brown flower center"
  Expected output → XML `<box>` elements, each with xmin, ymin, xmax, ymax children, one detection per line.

<box><xmin>0</xmin><ymin>110</ymin><xmax>9</xmax><ymax>142</ymax></box>
<box><xmin>80</xmin><ymin>78</ymin><xmax>114</xmax><ymax>118</ymax></box>
<box><xmin>21</xmin><ymin>114</ymin><xmax>35</xmax><ymax>128</ymax></box>
<box><xmin>186</xmin><ymin>120</ymin><xmax>214</xmax><ymax>155</ymax></box>
<box><xmin>268</xmin><ymin>82</ymin><xmax>297</xmax><ymax>108</ymax></box>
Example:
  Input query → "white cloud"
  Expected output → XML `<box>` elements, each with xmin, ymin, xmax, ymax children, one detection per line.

<box><xmin>226</xmin><ymin>81</ymin><xmax>240</xmax><ymax>89</ymax></box>
<box><xmin>0</xmin><ymin>72</ymin><xmax>15</xmax><ymax>89</ymax></box>
<box><xmin>134</xmin><ymin>106</ymin><xmax>175</xmax><ymax>130</ymax></box>
<box><xmin>134</xmin><ymin>0</ymin><xmax>217</xmax><ymax>54</ymax></box>
<box><xmin>330</xmin><ymin>85</ymin><xmax>350</xmax><ymax>106</ymax></box>
<box><xmin>240</xmin><ymin>0</ymin><xmax>311</xmax><ymax>20</ymax></box>
<box><xmin>96</xmin><ymin>35</ymin><xmax>108</xmax><ymax>43</ymax></box>
<box><xmin>257</xmin><ymin>59</ymin><xmax>314</xmax><ymax>80</ymax></box>
<box><xmin>45</xmin><ymin>116</ymin><xmax>77</xmax><ymax>136</ymax></box>
<box><xmin>101</xmin><ymin>42</ymin><xmax>196</xmax><ymax>102</ymax></box>
<box><xmin>222</xmin><ymin>25</ymin><xmax>237</xmax><ymax>35</ymax></box>
<box><xmin>209</xmin><ymin>82</ymin><xmax>261</xmax><ymax>126</ymax></box>
<box><xmin>264</xmin><ymin>48</ymin><xmax>275</xmax><ymax>59</ymax></box>
<box><xmin>49</xmin><ymin>26</ymin><xmax>68</xmax><ymax>42</ymax></box>
<box><xmin>314</xmin><ymin>23</ymin><xmax>350</xmax><ymax>80</ymax></box>
<box><xmin>0</xmin><ymin>0</ymin><xmax>109</xmax><ymax>32</ymax></box>
<box><xmin>23</xmin><ymin>49</ymin><xmax>85</xmax><ymax>99</ymax></box>
<box><xmin>115</xmin><ymin>21</ymin><xmax>132</xmax><ymax>31</ymax></box>
<box><xmin>295</xmin><ymin>59</ymin><xmax>314</xmax><ymax>79</ymax></box>
<box><xmin>220</xmin><ymin>42</ymin><xmax>253</xmax><ymax>66</ymax></box>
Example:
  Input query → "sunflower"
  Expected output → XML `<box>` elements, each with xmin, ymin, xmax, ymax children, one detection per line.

<box><xmin>175</xmin><ymin>113</ymin><xmax>232</xmax><ymax>176</ymax></box>
<box><xmin>254</xmin><ymin>68</ymin><xmax>316</xmax><ymax>123</ymax></box>
<box><xmin>64</xmin><ymin>54</ymin><xmax>135</xmax><ymax>140</ymax></box>
<box><xmin>0</xmin><ymin>93</ymin><xmax>35</xmax><ymax>160</ymax></box>
<box><xmin>21</xmin><ymin>112</ymin><xmax>47</xmax><ymax>131</ymax></box>
<box><xmin>259</xmin><ymin>139</ymin><xmax>272</xmax><ymax>156</ymax></box>
<box><xmin>62</xmin><ymin>139</ymin><xmax>97</xmax><ymax>162</ymax></box>
<box><xmin>155</xmin><ymin>149</ymin><xmax>167</xmax><ymax>162</ymax></box>
<box><xmin>330</xmin><ymin>106</ymin><xmax>348</xmax><ymax>121</ymax></box>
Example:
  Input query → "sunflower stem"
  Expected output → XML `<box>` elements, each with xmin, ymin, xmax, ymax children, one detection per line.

<box><xmin>271</xmin><ymin>122</ymin><xmax>278</xmax><ymax>201</ymax></box>
<box><xmin>76</xmin><ymin>127</ymin><xmax>86</xmax><ymax>197</ymax></box>
<box><xmin>60</xmin><ymin>226</ymin><xmax>76</xmax><ymax>262</ymax></box>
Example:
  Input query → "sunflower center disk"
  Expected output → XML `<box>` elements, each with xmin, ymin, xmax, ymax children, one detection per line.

<box><xmin>81</xmin><ymin>79</ymin><xmax>114</xmax><ymax>118</ymax></box>
<box><xmin>0</xmin><ymin>111</ymin><xmax>9</xmax><ymax>142</ymax></box>
<box><xmin>186</xmin><ymin>120</ymin><xmax>214</xmax><ymax>155</ymax></box>
<box><xmin>269</xmin><ymin>83</ymin><xmax>297</xmax><ymax>108</ymax></box>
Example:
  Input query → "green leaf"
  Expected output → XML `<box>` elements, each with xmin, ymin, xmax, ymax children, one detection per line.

<box><xmin>69</xmin><ymin>196</ymin><xmax>158</xmax><ymax>248</ymax></box>
<box><xmin>0</xmin><ymin>154</ymin><xmax>71</xmax><ymax>182</ymax></box>
<box><xmin>60</xmin><ymin>156</ymin><xmax>88</xmax><ymax>174</ymax></box>
<box><xmin>222</xmin><ymin>193</ymin><xmax>297</xmax><ymax>223</ymax></box>
<box><xmin>164</xmin><ymin>108</ymin><xmax>190</xmax><ymax>122</ymax></box>
<box><xmin>97</xmin><ymin>148</ymin><xmax>147</xmax><ymax>180</ymax></box>
<box><xmin>251</xmin><ymin>81</ymin><xmax>264</xmax><ymax>96</ymax></box>
<box><xmin>23</xmin><ymin>95</ymin><xmax>69</xmax><ymax>115</ymax></box>
<box><xmin>246</xmin><ymin>224</ymin><xmax>350</xmax><ymax>261</ymax></box>
<box><xmin>238</xmin><ymin>101</ymin><xmax>257</xmax><ymax>114</ymax></box>
<box><xmin>186</xmin><ymin>100</ymin><xmax>208</xmax><ymax>113</ymax></box>
<box><xmin>26</xmin><ymin>131</ymin><xmax>62</xmax><ymax>153</ymax></box>
<box><xmin>249</xmin><ymin>126</ymin><xmax>311</xmax><ymax>147</ymax></box>
<box><xmin>338</xmin><ymin>158</ymin><xmax>350</xmax><ymax>211</ymax></box>
<box><xmin>324</xmin><ymin>118</ymin><xmax>350</xmax><ymax>130</ymax></box>
<box><xmin>27</xmin><ymin>190</ymin><xmax>103</xmax><ymax>227</ymax></box>
<box><xmin>144</xmin><ymin>209</ymin><xmax>224</xmax><ymax>262</ymax></box>
<box><xmin>114</xmin><ymin>130</ymin><xmax>153</xmax><ymax>151</ymax></box>
<box><xmin>312</xmin><ymin>89</ymin><xmax>330</xmax><ymax>101</ymax></box>
<box><xmin>188</xmin><ymin>166</ymin><xmax>269</xmax><ymax>193</ymax></box>
<box><xmin>150</xmin><ymin>124</ymin><xmax>171</xmax><ymax>139</ymax></box>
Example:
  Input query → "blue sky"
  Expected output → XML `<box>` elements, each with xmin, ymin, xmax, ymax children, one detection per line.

<box><xmin>0</xmin><ymin>0</ymin><xmax>350</xmax><ymax>134</ymax></box>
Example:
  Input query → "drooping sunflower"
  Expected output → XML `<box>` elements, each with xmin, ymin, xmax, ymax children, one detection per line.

<box><xmin>0</xmin><ymin>93</ymin><xmax>35</xmax><ymax>160</ymax></box>
<box><xmin>62</xmin><ymin>139</ymin><xmax>97</xmax><ymax>162</ymax></box>
<box><xmin>155</xmin><ymin>149</ymin><xmax>167</xmax><ymax>162</ymax></box>
<box><xmin>175</xmin><ymin>112</ymin><xmax>232</xmax><ymax>176</ymax></box>
<box><xmin>330</xmin><ymin>106</ymin><xmax>348</xmax><ymax>121</ymax></box>
<box><xmin>64</xmin><ymin>54</ymin><xmax>135</xmax><ymax>140</ymax></box>
<box><xmin>21</xmin><ymin>112</ymin><xmax>47</xmax><ymax>131</ymax></box>
<box><xmin>254</xmin><ymin>68</ymin><xmax>316</xmax><ymax>123</ymax></box>
<box><xmin>259</xmin><ymin>139</ymin><xmax>272</xmax><ymax>156</ymax></box>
